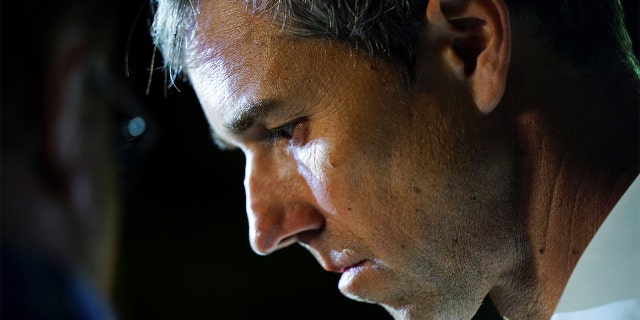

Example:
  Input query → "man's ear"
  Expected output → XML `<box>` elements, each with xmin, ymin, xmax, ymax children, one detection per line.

<box><xmin>425</xmin><ymin>0</ymin><xmax>511</xmax><ymax>113</ymax></box>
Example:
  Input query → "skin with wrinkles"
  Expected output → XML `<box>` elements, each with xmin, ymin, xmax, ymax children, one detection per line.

<box><xmin>186</xmin><ymin>2</ymin><xmax>519</xmax><ymax>319</ymax></box>
<box><xmin>158</xmin><ymin>0</ymin><xmax>640</xmax><ymax>318</ymax></box>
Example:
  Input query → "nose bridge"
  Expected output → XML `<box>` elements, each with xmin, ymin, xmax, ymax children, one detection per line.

<box><xmin>243</xmin><ymin>150</ymin><xmax>280</xmax><ymax>231</ymax></box>
<box><xmin>243</xmin><ymin>149</ymin><xmax>284</xmax><ymax>216</ymax></box>
<box><xmin>243</xmin><ymin>148</ymin><xmax>324</xmax><ymax>255</ymax></box>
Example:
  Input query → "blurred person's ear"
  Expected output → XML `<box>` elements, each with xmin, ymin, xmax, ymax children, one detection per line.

<box><xmin>44</xmin><ymin>32</ymin><xmax>97</xmax><ymax>218</ymax></box>
<box><xmin>40</xmin><ymin>29</ymin><xmax>121</xmax><ymax>294</ymax></box>
<box><xmin>423</xmin><ymin>0</ymin><xmax>511</xmax><ymax>114</ymax></box>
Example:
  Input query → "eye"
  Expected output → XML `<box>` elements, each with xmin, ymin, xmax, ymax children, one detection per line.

<box><xmin>266</xmin><ymin>118</ymin><xmax>307</xmax><ymax>146</ymax></box>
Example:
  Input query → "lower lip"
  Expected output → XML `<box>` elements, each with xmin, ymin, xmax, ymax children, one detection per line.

<box><xmin>338</xmin><ymin>261</ymin><xmax>371</xmax><ymax>297</ymax></box>
<box><xmin>340</xmin><ymin>260</ymin><xmax>367</xmax><ymax>282</ymax></box>
<box><xmin>342</xmin><ymin>260</ymin><xmax>366</xmax><ymax>273</ymax></box>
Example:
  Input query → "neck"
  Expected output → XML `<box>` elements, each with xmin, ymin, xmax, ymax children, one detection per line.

<box><xmin>491</xmin><ymin>52</ymin><xmax>639</xmax><ymax>319</ymax></box>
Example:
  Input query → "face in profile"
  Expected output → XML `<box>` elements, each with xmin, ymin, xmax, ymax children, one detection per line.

<box><xmin>185</xmin><ymin>2</ymin><xmax>521</xmax><ymax>318</ymax></box>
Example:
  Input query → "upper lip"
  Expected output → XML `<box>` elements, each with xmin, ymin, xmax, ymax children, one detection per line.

<box><xmin>297</xmin><ymin>236</ymin><xmax>366</xmax><ymax>273</ymax></box>
<box><xmin>337</xmin><ymin>260</ymin><xmax>366</xmax><ymax>273</ymax></box>
<box><xmin>324</xmin><ymin>260</ymin><xmax>365</xmax><ymax>273</ymax></box>
<box><xmin>321</xmin><ymin>248</ymin><xmax>366</xmax><ymax>274</ymax></box>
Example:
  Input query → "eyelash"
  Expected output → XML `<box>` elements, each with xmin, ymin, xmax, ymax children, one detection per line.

<box><xmin>266</xmin><ymin>119</ymin><xmax>305</xmax><ymax>145</ymax></box>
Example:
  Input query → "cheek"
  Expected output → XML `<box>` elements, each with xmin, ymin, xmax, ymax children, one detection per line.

<box><xmin>291</xmin><ymin>137</ymin><xmax>376</xmax><ymax>216</ymax></box>
<box><xmin>291</xmin><ymin>138</ymin><xmax>338</xmax><ymax>213</ymax></box>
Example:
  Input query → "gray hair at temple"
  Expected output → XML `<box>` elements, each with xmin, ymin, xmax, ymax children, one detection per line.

<box><xmin>150</xmin><ymin>0</ymin><xmax>638</xmax><ymax>86</ymax></box>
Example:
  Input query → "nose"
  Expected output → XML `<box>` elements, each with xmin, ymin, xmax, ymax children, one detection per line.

<box><xmin>244</xmin><ymin>149</ymin><xmax>325</xmax><ymax>255</ymax></box>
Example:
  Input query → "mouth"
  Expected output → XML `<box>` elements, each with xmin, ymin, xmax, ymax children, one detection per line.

<box><xmin>337</xmin><ymin>259</ymin><xmax>378</xmax><ymax>302</ymax></box>
<box><xmin>324</xmin><ymin>248</ymin><xmax>366</xmax><ymax>274</ymax></box>
<box><xmin>339</xmin><ymin>260</ymin><xmax>366</xmax><ymax>274</ymax></box>
<box><xmin>298</xmin><ymin>243</ymin><xmax>371</xmax><ymax>277</ymax></box>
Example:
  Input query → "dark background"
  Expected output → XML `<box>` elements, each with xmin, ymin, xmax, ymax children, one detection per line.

<box><xmin>112</xmin><ymin>1</ymin><xmax>639</xmax><ymax>319</ymax></box>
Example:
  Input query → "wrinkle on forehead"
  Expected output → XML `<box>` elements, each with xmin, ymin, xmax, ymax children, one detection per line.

<box><xmin>187</xmin><ymin>1</ymin><xmax>297</xmax><ymax>110</ymax></box>
<box><xmin>183</xmin><ymin>2</ymin><xmax>268</xmax><ymax>128</ymax></box>
<box><xmin>188</xmin><ymin>1</ymin><xmax>278</xmax><ymax>68</ymax></box>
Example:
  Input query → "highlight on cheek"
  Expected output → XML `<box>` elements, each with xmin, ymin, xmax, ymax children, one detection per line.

<box><xmin>292</xmin><ymin>138</ymin><xmax>329</xmax><ymax>184</ymax></box>
<box><xmin>292</xmin><ymin>138</ymin><xmax>337</xmax><ymax>212</ymax></box>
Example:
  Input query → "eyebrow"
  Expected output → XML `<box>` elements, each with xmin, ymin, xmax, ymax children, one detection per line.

<box><xmin>223</xmin><ymin>98</ymin><xmax>277</xmax><ymax>134</ymax></box>
<box><xmin>210</xmin><ymin>98</ymin><xmax>278</xmax><ymax>150</ymax></box>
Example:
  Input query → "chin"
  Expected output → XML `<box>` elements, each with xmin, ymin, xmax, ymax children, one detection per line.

<box><xmin>382</xmin><ymin>303</ymin><xmax>437</xmax><ymax>320</ymax></box>
<box><xmin>337</xmin><ymin>261</ymin><xmax>390</xmax><ymax>304</ymax></box>
<box><xmin>369</xmin><ymin>289</ymin><xmax>483</xmax><ymax>320</ymax></box>
<box><xmin>383</xmin><ymin>304</ymin><xmax>478</xmax><ymax>320</ymax></box>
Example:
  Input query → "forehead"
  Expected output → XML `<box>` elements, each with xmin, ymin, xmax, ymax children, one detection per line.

<box><xmin>184</xmin><ymin>0</ymin><xmax>410</xmax><ymax>150</ymax></box>
<box><xmin>187</xmin><ymin>0</ymin><xmax>395</xmax><ymax>82</ymax></box>
<box><xmin>189</xmin><ymin>1</ymin><xmax>274</xmax><ymax>65</ymax></box>
<box><xmin>188</xmin><ymin>2</ymin><xmax>307</xmax><ymax>124</ymax></box>
<box><xmin>186</xmin><ymin>2</ymin><xmax>387</xmax><ymax>127</ymax></box>
<box><xmin>186</xmin><ymin>2</ymin><xmax>280</xmax><ymax>125</ymax></box>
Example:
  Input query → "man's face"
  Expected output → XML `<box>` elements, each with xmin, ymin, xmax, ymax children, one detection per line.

<box><xmin>186</xmin><ymin>2</ymin><xmax>520</xmax><ymax>319</ymax></box>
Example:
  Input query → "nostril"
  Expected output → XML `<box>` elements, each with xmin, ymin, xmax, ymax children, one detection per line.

<box><xmin>295</xmin><ymin>228</ymin><xmax>324</xmax><ymax>246</ymax></box>
<box><xmin>248</xmin><ymin>201</ymin><xmax>326</xmax><ymax>255</ymax></box>
<box><xmin>275</xmin><ymin>235</ymin><xmax>298</xmax><ymax>250</ymax></box>
<box><xmin>249</xmin><ymin>224</ymin><xmax>317</xmax><ymax>255</ymax></box>
<box><xmin>249</xmin><ymin>224</ymin><xmax>279</xmax><ymax>255</ymax></box>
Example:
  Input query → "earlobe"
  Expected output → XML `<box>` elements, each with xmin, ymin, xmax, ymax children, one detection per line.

<box><xmin>425</xmin><ymin>0</ymin><xmax>511</xmax><ymax>113</ymax></box>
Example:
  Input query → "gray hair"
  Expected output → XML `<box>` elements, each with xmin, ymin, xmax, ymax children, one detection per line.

<box><xmin>150</xmin><ymin>0</ymin><xmax>200</xmax><ymax>84</ymax></box>
<box><xmin>151</xmin><ymin>0</ymin><xmax>427</xmax><ymax>85</ymax></box>
<box><xmin>150</xmin><ymin>0</ymin><xmax>638</xmax><ymax>86</ymax></box>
